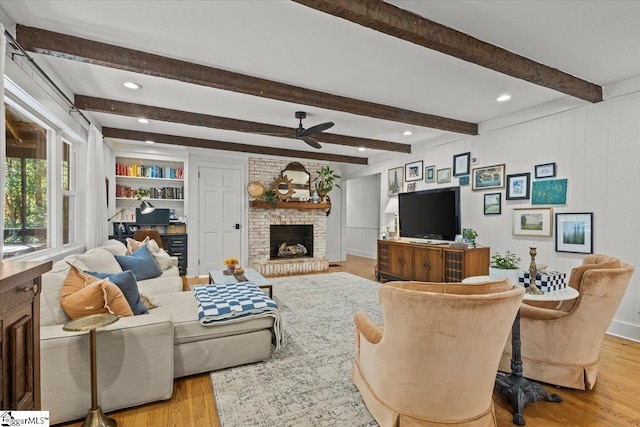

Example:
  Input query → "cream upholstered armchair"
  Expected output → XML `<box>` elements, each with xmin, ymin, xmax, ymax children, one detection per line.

<box><xmin>499</xmin><ymin>254</ymin><xmax>634</xmax><ymax>390</ymax></box>
<box><xmin>353</xmin><ymin>279</ymin><xmax>524</xmax><ymax>427</ymax></box>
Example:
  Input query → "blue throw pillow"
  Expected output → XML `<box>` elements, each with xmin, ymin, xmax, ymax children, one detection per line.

<box><xmin>85</xmin><ymin>270</ymin><xmax>148</xmax><ymax>315</ymax></box>
<box><xmin>114</xmin><ymin>245</ymin><xmax>162</xmax><ymax>281</ymax></box>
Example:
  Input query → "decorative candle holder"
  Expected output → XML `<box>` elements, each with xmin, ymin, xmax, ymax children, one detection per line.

<box><xmin>526</xmin><ymin>246</ymin><xmax>544</xmax><ymax>295</ymax></box>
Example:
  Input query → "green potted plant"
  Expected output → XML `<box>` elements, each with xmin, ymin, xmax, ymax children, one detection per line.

<box><xmin>314</xmin><ymin>166</ymin><xmax>341</xmax><ymax>200</ymax></box>
<box><xmin>462</xmin><ymin>228</ymin><xmax>478</xmax><ymax>248</ymax></box>
<box><xmin>489</xmin><ymin>251</ymin><xmax>521</xmax><ymax>284</ymax></box>
<box><xmin>262</xmin><ymin>189</ymin><xmax>278</xmax><ymax>207</ymax></box>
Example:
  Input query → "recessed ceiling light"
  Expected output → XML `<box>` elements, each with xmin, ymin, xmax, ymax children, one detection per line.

<box><xmin>137</xmin><ymin>118</ymin><xmax>150</xmax><ymax>124</ymax></box>
<box><xmin>145</xmin><ymin>140</ymin><xmax>155</xmax><ymax>144</ymax></box>
<box><xmin>496</xmin><ymin>94</ymin><xmax>511</xmax><ymax>102</ymax></box>
<box><xmin>402</xmin><ymin>130</ymin><xmax>413</xmax><ymax>136</ymax></box>
<box><xmin>358</xmin><ymin>147</ymin><xmax>366</xmax><ymax>152</ymax></box>
<box><xmin>123</xmin><ymin>81</ymin><xmax>142</xmax><ymax>90</ymax></box>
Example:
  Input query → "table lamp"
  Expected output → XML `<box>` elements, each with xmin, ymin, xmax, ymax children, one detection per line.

<box><xmin>384</xmin><ymin>197</ymin><xmax>399</xmax><ymax>239</ymax></box>
<box><xmin>107</xmin><ymin>197</ymin><xmax>155</xmax><ymax>235</ymax></box>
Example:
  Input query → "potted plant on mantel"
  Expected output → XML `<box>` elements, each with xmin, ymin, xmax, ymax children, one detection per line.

<box><xmin>314</xmin><ymin>166</ymin><xmax>341</xmax><ymax>201</ymax></box>
<box><xmin>489</xmin><ymin>251</ymin><xmax>522</xmax><ymax>285</ymax></box>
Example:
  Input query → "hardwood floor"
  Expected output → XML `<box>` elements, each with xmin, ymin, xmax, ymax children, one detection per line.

<box><xmin>57</xmin><ymin>255</ymin><xmax>640</xmax><ymax>427</ymax></box>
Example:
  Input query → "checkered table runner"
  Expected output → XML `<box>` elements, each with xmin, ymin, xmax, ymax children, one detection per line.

<box><xmin>193</xmin><ymin>282</ymin><xmax>282</xmax><ymax>350</ymax></box>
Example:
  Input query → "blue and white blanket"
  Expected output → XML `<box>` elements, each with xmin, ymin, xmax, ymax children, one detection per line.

<box><xmin>193</xmin><ymin>282</ymin><xmax>283</xmax><ymax>351</ymax></box>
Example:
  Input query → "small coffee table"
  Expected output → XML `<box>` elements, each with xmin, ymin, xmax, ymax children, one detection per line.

<box><xmin>209</xmin><ymin>267</ymin><xmax>272</xmax><ymax>298</ymax></box>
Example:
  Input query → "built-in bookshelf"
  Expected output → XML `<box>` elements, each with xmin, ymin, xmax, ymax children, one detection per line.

<box><xmin>114</xmin><ymin>156</ymin><xmax>185</xmax><ymax>222</ymax></box>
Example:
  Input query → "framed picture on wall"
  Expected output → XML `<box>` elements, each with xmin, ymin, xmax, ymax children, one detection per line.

<box><xmin>512</xmin><ymin>208</ymin><xmax>553</xmax><ymax>237</ymax></box>
<box><xmin>405</xmin><ymin>160</ymin><xmax>424</xmax><ymax>182</ymax></box>
<box><xmin>472</xmin><ymin>164</ymin><xmax>506</xmax><ymax>191</ymax></box>
<box><xmin>555</xmin><ymin>212</ymin><xmax>593</xmax><ymax>253</ymax></box>
<box><xmin>453</xmin><ymin>152</ymin><xmax>471</xmax><ymax>176</ymax></box>
<box><xmin>437</xmin><ymin>167</ymin><xmax>451</xmax><ymax>183</ymax></box>
<box><xmin>535</xmin><ymin>162</ymin><xmax>557</xmax><ymax>178</ymax></box>
<box><xmin>484</xmin><ymin>193</ymin><xmax>502</xmax><ymax>215</ymax></box>
<box><xmin>506</xmin><ymin>173</ymin><xmax>530</xmax><ymax>200</ymax></box>
<box><xmin>424</xmin><ymin>165</ymin><xmax>436</xmax><ymax>183</ymax></box>
<box><xmin>532</xmin><ymin>178</ymin><xmax>568</xmax><ymax>205</ymax></box>
<box><xmin>388</xmin><ymin>166</ymin><xmax>404</xmax><ymax>196</ymax></box>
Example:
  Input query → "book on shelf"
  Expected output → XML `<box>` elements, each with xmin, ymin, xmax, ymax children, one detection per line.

<box><xmin>116</xmin><ymin>162</ymin><xmax>183</xmax><ymax>179</ymax></box>
<box><xmin>116</xmin><ymin>184</ymin><xmax>183</xmax><ymax>200</ymax></box>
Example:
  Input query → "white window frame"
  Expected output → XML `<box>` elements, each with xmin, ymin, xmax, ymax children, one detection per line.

<box><xmin>4</xmin><ymin>85</ymin><xmax>85</xmax><ymax>260</ymax></box>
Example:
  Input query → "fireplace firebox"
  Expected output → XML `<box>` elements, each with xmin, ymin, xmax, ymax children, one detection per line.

<box><xmin>270</xmin><ymin>225</ymin><xmax>314</xmax><ymax>259</ymax></box>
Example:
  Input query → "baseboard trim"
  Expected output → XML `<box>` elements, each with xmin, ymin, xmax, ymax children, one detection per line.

<box><xmin>347</xmin><ymin>249</ymin><xmax>376</xmax><ymax>259</ymax></box>
<box><xmin>607</xmin><ymin>320</ymin><xmax>640</xmax><ymax>343</ymax></box>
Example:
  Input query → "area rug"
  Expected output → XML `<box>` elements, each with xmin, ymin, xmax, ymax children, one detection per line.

<box><xmin>210</xmin><ymin>272</ymin><xmax>382</xmax><ymax>426</ymax></box>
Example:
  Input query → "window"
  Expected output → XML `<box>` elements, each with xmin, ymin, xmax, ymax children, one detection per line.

<box><xmin>62</xmin><ymin>140</ymin><xmax>76</xmax><ymax>245</ymax></box>
<box><xmin>3</xmin><ymin>100</ymin><xmax>77</xmax><ymax>258</ymax></box>
<box><xmin>4</xmin><ymin>102</ymin><xmax>48</xmax><ymax>258</ymax></box>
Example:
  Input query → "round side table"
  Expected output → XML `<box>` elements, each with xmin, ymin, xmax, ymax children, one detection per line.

<box><xmin>63</xmin><ymin>313</ymin><xmax>119</xmax><ymax>427</ymax></box>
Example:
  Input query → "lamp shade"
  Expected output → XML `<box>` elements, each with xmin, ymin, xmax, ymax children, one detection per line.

<box><xmin>384</xmin><ymin>197</ymin><xmax>398</xmax><ymax>214</ymax></box>
<box><xmin>139</xmin><ymin>200</ymin><xmax>155</xmax><ymax>214</ymax></box>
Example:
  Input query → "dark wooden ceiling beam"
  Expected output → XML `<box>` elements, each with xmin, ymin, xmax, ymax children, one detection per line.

<box><xmin>102</xmin><ymin>128</ymin><xmax>368</xmax><ymax>165</ymax></box>
<box><xmin>75</xmin><ymin>95</ymin><xmax>411</xmax><ymax>153</ymax></box>
<box><xmin>293</xmin><ymin>0</ymin><xmax>602</xmax><ymax>103</ymax></box>
<box><xmin>16</xmin><ymin>25</ymin><xmax>477</xmax><ymax>135</ymax></box>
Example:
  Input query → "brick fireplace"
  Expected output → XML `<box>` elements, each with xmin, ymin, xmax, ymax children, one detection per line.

<box><xmin>248</xmin><ymin>158</ymin><xmax>329</xmax><ymax>276</ymax></box>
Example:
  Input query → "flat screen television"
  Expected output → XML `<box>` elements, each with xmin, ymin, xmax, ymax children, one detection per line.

<box><xmin>398</xmin><ymin>187</ymin><xmax>461</xmax><ymax>241</ymax></box>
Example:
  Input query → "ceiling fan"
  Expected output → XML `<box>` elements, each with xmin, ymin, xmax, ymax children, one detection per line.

<box><xmin>291</xmin><ymin>111</ymin><xmax>334</xmax><ymax>149</ymax></box>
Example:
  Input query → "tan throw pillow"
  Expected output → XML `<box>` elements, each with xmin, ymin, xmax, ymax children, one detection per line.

<box><xmin>60</xmin><ymin>263</ymin><xmax>101</xmax><ymax>298</ymax></box>
<box><xmin>126</xmin><ymin>236</ymin><xmax>150</xmax><ymax>255</ymax></box>
<box><xmin>61</xmin><ymin>265</ymin><xmax>133</xmax><ymax>319</ymax></box>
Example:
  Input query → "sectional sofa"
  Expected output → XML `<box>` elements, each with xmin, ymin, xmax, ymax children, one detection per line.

<box><xmin>40</xmin><ymin>240</ymin><xmax>275</xmax><ymax>424</ymax></box>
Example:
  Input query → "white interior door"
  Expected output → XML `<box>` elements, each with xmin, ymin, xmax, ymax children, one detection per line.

<box><xmin>198</xmin><ymin>165</ymin><xmax>243</xmax><ymax>274</ymax></box>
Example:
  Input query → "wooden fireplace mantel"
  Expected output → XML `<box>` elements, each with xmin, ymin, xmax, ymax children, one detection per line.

<box><xmin>249</xmin><ymin>200</ymin><xmax>330</xmax><ymax>210</ymax></box>
<box><xmin>249</xmin><ymin>200</ymin><xmax>331</xmax><ymax>211</ymax></box>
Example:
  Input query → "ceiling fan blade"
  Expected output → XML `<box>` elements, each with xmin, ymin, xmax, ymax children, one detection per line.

<box><xmin>299</xmin><ymin>136</ymin><xmax>322</xmax><ymax>149</ymax></box>
<box><xmin>297</xmin><ymin>121</ymin><xmax>334</xmax><ymax>137</ymax></box>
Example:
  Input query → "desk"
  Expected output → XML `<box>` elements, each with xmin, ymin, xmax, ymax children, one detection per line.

<box><xmin>209</xmin><ymin>268</ymin><xmax>272</xmax><ymax>298</ymax></box>
<box><xmin>462</xmin><ymin>276</ymin><xmax>579</xmax><ymax>425</ymax></box>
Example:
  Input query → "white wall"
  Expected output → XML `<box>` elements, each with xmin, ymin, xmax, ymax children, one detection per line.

<box><xmin>345</xmin><ymin>174</ymin><xmax>381</xmax><ymax>259</ymax></box>
<box><xmin>342</xmin><ymin>90</ymin><xmax>640</xmax><ymax>341</ymax></box>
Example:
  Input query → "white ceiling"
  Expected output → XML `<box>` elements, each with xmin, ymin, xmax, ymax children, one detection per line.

<box><xmin>3</xmin><ymin>1</ymin><xmax>640</xmax><ymax>163</ymax></box>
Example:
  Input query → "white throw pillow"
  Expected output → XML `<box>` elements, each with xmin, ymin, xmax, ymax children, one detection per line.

<box><xmin>152</xmin><ymin>249</ymin><xmax>175</xmax><ymax>270</ymax></box>
<box><xmin>77</xmin><ymin>248</ymin><xmax>123</xmax><ymax>273</ymax></box>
